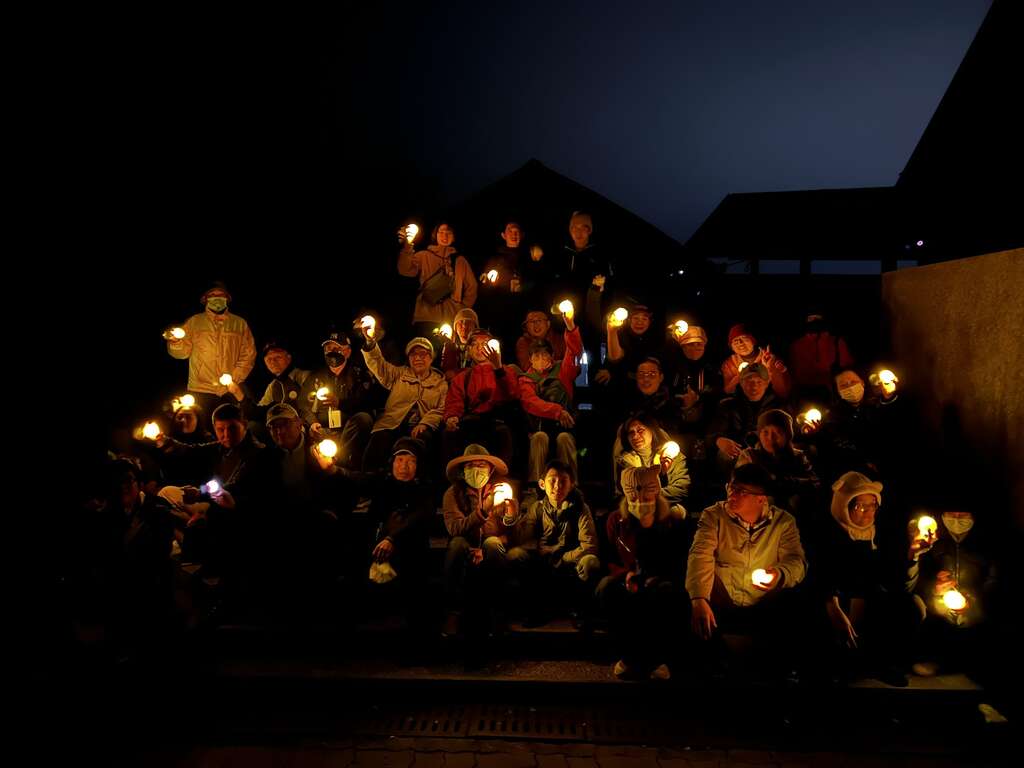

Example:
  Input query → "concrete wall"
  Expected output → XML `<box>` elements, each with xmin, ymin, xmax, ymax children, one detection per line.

<box><xmin>882</xmin><ymin>249</ymin><xmax>1024</xmax><ymax>528</ymax></box>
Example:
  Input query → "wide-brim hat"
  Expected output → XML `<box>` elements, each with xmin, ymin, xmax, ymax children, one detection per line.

<box><xmin>445</xmin><ymin>443</ymin><xmax>507</xmax><ymax>483</ymax></box>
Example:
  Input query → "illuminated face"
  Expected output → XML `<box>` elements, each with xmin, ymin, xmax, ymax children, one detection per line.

<box><xmin>629</xmin><ymin>312</ymin><xmax>651</xmax><ymax>335</ymax></box>
<box><xmin>214</xmin><ymin>418</ymin><xmax>246</xmax><ymax>450</ymax></box>
<box><xmin>848</xmin><ymin>494</ymin><xmax>879</xmax><ymax>527</ymax></box>
<box><xmin>740</xmin><ymin>374</ymin><xmax>769</xmax><ymax>402</ymax></box>
<box><xmin>525</xmin><ymin>312</ymin><xmax>549</xmax><ymax>339</ymax></box>
<box><xmin>392</xmin><ymin>453</ymin><xmax>418</xmax><ymax>482</ymax></box>
<box><xmin>435</xmin><ymin>224</ymin><xmax>455</xmax><ymax>247</ymax></box>
<box><xmin>541</xmin><ymin>468</ymin><xmax>573</xmax><ymax>506</ymax></box>
<box><xmin>636</xmin><ymin>362</ymin><xmax>663</xmax><ymax>396</ymax></box>
<box><xmin>569</xmin><ymin>220</ymin><xmax>591</xmax><ymax>249</ymax></box>
<box><xmin>455</xmin><ymin>317</ymin><xmax>477</xmax><ymax>343</ymax></box>
<box><xmin>264</xmin><ymin>348</ymin><xmax>292</xmax><ymax>376</ymax></box>
<box><xmin>835</xmin><ymin>370</ymin><xmax>865</xmax><ymax>402</ymax></box>
<box><xmin>501</xmin><ymin>223</ymin><xmax>522</xmax><ymax>249</ymax></box>
<box><xmin>530</xmin><ymin>350</ymin><xmax>554</xmax><ymax>373</ymax></box>
<box><xmin>731</xmin><ymin>335</ymin><xmax>755</xmax><ymax>357</ymax></box>
<box><xmin>268</xmin><ymin>416</ymin><xmax>303</xmax><ymax>451</ymax></box>
<box><xmin>174</xmin><ymin>408</ymin><xmax>198</xmax><ymax>434</ymax></box>
<box><xmin>407</xmin><ymin>346</ymin><xmax>432</xmax><ymax>375</ymax></box>
<box><xmin>726</xmin><ymin>481</ymin><xmax>766</xmax><ymax>518</ymax></box>
<box><xmin>626</xmin><ymin>420</ymin><xmax>653</xmax><ymax>453</ymax></box>
<box><xmin>758</xmin><ymin>425</ymin><xmax>788</xmax><ymax>455</ymax></box>
<box><xmin>682</xmin><ymin>341</ymin><xmax>705</xmax><ymax>361</ymax></box>
<box><xmin>468</xmin><ymin>335</ymin><xmax>492</xmax><ymax>364</ymax></box>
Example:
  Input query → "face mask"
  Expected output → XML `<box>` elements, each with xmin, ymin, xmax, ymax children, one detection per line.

<box><xmin>464</xmin><ymin>467</ymin><xmax>490</xmax><ymax>489</ymax></box>
<box><xmin>325</xmin><ymin>351</ymin><xmax>344</xmax><ymax>367</ymax></box>
<box><xmin>627</xmin><ymin>500</ymin><xmax>656</xmax><ymax>520</ymax></box>
<box><xmin>206</xmin><ymin>297</ymin><xmax>228</xmax><ymax>313</ymax></box>
<box><xmin>942</xmin><ymin>512</ymin><xmax>974</xmax><ymax>541</ymax></box>
<box><xmin>839</xmin><ymin>383</ymin><xmax>865</xmax><ymax>403</ymax></box>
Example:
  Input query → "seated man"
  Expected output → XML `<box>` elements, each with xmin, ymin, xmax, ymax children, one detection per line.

<box><xmin>442</xmin><ymin>328</ymin><xmax>522</xmax><ymax>468</ymax></box>
<box><xmin>360</xmin><ymin>327</ymin><xmax>448</xmax><ymax>472</ymax></box>
<box><xmin>686</xmin><ymin>464</ymin><xmax>807</xmax><ymax>678</ymax></box>
<box><xmin>709</xmin><ymin>362</ymin><xmax>789</xmax><ymax>482</ymax></box>
<box><xmin>518</xmin><ymin>301</ymin><xmax>583</xmax><ymax>489</ymax></box>
<box><xmin>736</xmin><ymin>409</ymin><xmax>820</xmax><ymax>520</ymax></box>
<box><xmin>619</xmin><ymin>357</ymin><xmax>684</xmax><ymax>435</ymax></box>
<box><xmin>515</xmin><ymin>309</ymin><xmax>566</xmax><ymax>372</ymax></box>
<box><xmin>500</xmin><ymin>460</ymin><xmax>600</xmax><ymax>627</ymax></box>
<box><xmin>299</xmin><ymin>330</ymin><xmax>376</xmax><ymax>469</ymax></box>
<box><xmin>598</xmin><ymin>466</ymin><xmax>689</xmax><ymax>680</ymax></box>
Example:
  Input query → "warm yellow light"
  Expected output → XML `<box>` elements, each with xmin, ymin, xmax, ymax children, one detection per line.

<box><xmin>917</xmin><ymin>516</ymin><xmax>938</xmax><ymax>537</ymax></box>
<box><xmin>493</xmin><ymin>482</ymin><xmax>513</xmax><ymax>505</ymax></box>
<box><xmin>530</xmin><ymin>245</ymin><xmax>544</xmax><ymax>260</ymax></box>
<box><xmin>205</xmin><ymin>479</ymin><xmax>221</xmax><ymax>495</ymax></box>
<box><xmin>360</xmin><ymin>315</ymin><xmax>376</xmax><ymax>337</ymax></box>
<box><xmin>942</xmin><ymin>589</ymin><xmax>967</xmax><ymax>612</ymax></box>
<box><xmin>486</xmin><ymin>269</ymin><xmax>499</xmax><ymax>283</ymax></box>
<box><xmin>180</xmin><ymin>394</ymin><xmax>196</xmax><ymax>408</ymax></box>
<box><xmin>738</xmin><ymin>361</ymin><xmax>749</xmax><ymax>372</ymax></box>
<box><xmin>558</xmin><ymin>299</ymin><xmax>574</xmax><ymax>315</ymax></box>
<box><xmin>170</xmin><ymin>327</ymin><xmax>186</xmax><ymax>339</ymax></box>
<box><xmin>316</xmin><ymin>387</ymin><xmax>330</xmax><ymax>401</ymax></box>
<box><xmin>219</xmin><ymin>373</ymin><xmax>233</xmax><ymax>386</ymax></box>
<box><xmin>142</xmin><ymin>421</ymin><xmax>160</xmax><ymax>440</ymax></box>
<box><xmin>487</xmin><ymin>339</ymin><xmax>501</xmax><ymax>352</ymax></box>
<box><xmin>318</xmin><ymin>439</ymin><xmax>339</xmax><ymax>459</ymax></box>
<box><xmin>404</xmin><ymin>223</ymin><xmax>419</xmax><ymax>243</ymax></box>
<box><xmin>805</xmin><ymin>408</ymin><xmax>822</xmax><ymax>423</ymax></box>
<box><xmin>662</xmin><ymin>441</ymin><xmax>681</xmax><ymax>460</ymax></box>
<box><xmin>672</xmin><ymin>320</ymin><xmax>689</xmax><ymax>336</ymax></box>
<box><xmin>439</xmin><ymin>323</ymin><xmax>453</xmax><ymax>339</ymax></box>
<box><xmin>878</xmin><ymin>370</ymin><xmax>896</xmax><ymax>385</ymax></box>
<box><xmin>610</xmin><ymin>307</ymin><xmax>628</xmax><ymax>327</ymax></box>
<box><xmin>751</xmin><ymin>568</ymin><xmax>776</xmax><ymax>587</ymax></box>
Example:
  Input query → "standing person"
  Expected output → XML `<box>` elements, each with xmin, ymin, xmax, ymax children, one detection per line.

<box><xmin>788</xmin><ymin>312</ymin><xmax>854</xmax><ymax>403</ymax></box>
<box><xmin>164</xmin><ymin>282</ymin><xmax>257</xmax><ymax>416</ymax></box>
<box><xmin>481</xmin><ymin>220</ymin><xmax>528</xmax><ymax>343</ymax></box>
<box><xmin>397</xmin><ymin>221</ymin><xmax>477</xmax><ymax>338</ymax></box>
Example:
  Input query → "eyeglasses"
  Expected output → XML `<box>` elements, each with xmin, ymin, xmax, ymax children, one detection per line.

<box><xmin>637</xmin><ymin>371</ymin><xmax>661</xmax><ymax>379</ymax></box>
<box><xmin>727</xmin><ymin>483</ymin><xmax>763</xmax><ymax>498</ymax></box>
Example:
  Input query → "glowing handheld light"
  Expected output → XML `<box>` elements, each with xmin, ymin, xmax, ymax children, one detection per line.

<box><xmin>738</xmin><ymin>361</ymin><xmax>749</xmax><ymax>373</ymax></box>
<box><xmin>404</xmin><ymin>223</ymin><xmax>419</xmax><ymax>244</ymax></box>
<box><xmin>219</xmin><ymin>373</ymin><xmax>233</xmax><ymax>386</ymax></box>
<box><xmin>179</xmin><ymin>394</ymin><xmax>195</xmax><ymax>409</ymax></box>
<box><xmin>493</xmin><ymin>482</ymin><xmax>513</xmax><ymax>505</ymax></box>
<box><xmin>752</xmin><ymin>569</ymin><xmax>776</xmax><ymax>587</ymax></box>
<box><xmin>170</xmin><ymin>327</ymin><xmax>186</xmax><ymax>339</ymax></box>
<box><xmin>487</xmin><ymin>339</ymin><xmax>501</xmax><ymax>353</ymax></box>
<box><xmin>942</xmin><ymin>589</ymin><xmax>967</xmax><ymax>612</ymax></box>
<box><xmin>558</xmin><ymin>299</ymin><xmax>574</xmax><ymax>315</ymax></box>
<box><xmin>661</xmin><ymin>441</ymin><xmax>681</xmax><ymax>460</ymax></box>
<box><xmin>142</xmin><ymin>421</ymin><xmax>160</xmax><ymax>440</ymax></box>
<box><xmin>917</xmin><ymin>516</ymin><xmax>938</xmax><ymax>538</ymax></box>
<box><xmin>486</xmin><ymin>269</ymin><xmax>499</xmax><ymax>284</ymax></box>
<box><xmin>671</xmin><ymin>320</ymin><xmax>689</xmax><ymax>337</ymax></box>
<box><xmin>438</xmin><ymin>323</ymin><xmax>453</xmax><ymax>339</ymax></box>
<box><xmin>204</xmin><ymin>479</ymin><xmax>221</xmax><ymax>495</ymax></box>
<box><xmin>360</xmin><ymin>315</ymin><xmax>376</xmax><ymax>337</ymax></box>
<box><xmin>316</xmin><ymin>387</ymin><xmax>330</xmax><ymax>402</ymax></box>
<box><xmin>318</xmin><ymin>439</ymin><xmax>339</xmax><ymax>459</ymax></box>
<box><xmin>610</xmin><ymin>307</ymin><xmax>628</xmax><ymax>327</ymax></box>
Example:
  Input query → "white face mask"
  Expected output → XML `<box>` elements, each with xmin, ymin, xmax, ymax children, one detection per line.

<box><xmin>942</xmin><ymin>512</ymin><xmax>974</xmax><ymax>540</ymax></box>
<box><xmin>839</xmin><ymin>383</ymin><xmax>865</xmax><ymax>403</ymax></box>
<box><xmin>464</xmin><ymin>467</ymin><xmax>491</xmax><ymax>490</ymax></box>
<box><xmin>627</xmin><ymin>500</ymin><xmax>656</xmax><ymax>520</ymax></box>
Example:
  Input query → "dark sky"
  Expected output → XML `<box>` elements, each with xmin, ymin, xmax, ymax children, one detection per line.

<box><xmin>336</xmin><ymin>0</ymin><xmax>990</xmax><ymax>243</ymax></box>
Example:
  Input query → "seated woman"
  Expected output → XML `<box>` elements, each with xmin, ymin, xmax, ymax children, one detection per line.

<box><xmin>598</xmin><ymin>466</ymin><xmax>688</xmax><ymax>681</ymax></box>
<box><xmin>440</xmin><ymin>308</ymin><xmax>480</xmax><ymax>382</ymax></box>
<box><xmin>736</xmin><ymin>409</ymin><xmax>820</xmax><ymax>521</ymax></box>
<box><xmin>814</xmin><ymin>471</ymin><xmax>936</xmax><ymax>686</ymax></box>
<box><xmin>613</xmin><ymin>413</ymin><xmax>690</xmax><ymax>513</ymax></box>
<box><xmin>721</xmin><ymin>323</ymin><xmax>791</xmax><ymax>399</ymax></box>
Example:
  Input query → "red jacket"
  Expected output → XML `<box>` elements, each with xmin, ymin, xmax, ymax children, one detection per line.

<box><xmin>443</xmin><ymin>363</ymin><xmax>521</xmax><ymax>419</ymax></box>
<box><xmin>519</xmin><ymin>326</ymin><xmax>583</xmax><ymax>420</ymax></box>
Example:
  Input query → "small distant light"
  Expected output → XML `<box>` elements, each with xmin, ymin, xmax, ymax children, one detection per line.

<box><xmin>916</xmin><ymin>240</ymin><xmax>924</xmax><ymax>247</ymax></box>
<box><xmin>580</xmin><ymin>352</ymin><xmax>589</xmax><ymax>365</ymax></box>
<box><xmin>696</xmin><ymin>291</ymin><xmax>702</xmax><ymax>296</ymax></box>
<box><xmin>677</xmin><ymin>269</ymin><xmax>685</xmax><ymax>275</ymax></box>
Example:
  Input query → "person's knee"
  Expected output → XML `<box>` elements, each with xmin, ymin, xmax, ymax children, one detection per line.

<box><xmin>446</xmin><ymin>536</ymin><xmax>471</xmax><ymax>559</ymax></box>
<box><xmin>506</xmin><ymin>546</ymin><xmax>531</xmax><ymax>564</ymax></box>
<box><xmin>483</xmin><ymin>536</ymin><xmax>507</xmax><ymax>559</ymax></box>
<box><xmin>556</xmin><ymin>432</ymin><xmax>576</xmax><ymax>452</ymax></box>
<box><xmin>576</xmin><ymin>554</ymin><xmax>601</xmax><ymax>581</ymax></box>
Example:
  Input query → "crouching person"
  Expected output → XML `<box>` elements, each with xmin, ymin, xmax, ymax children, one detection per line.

<box><xmin>686</xmin><ymin>464</ymin><xmax>807</xmax><ymax>681</ymax></box>
<box><xmin>365</xmin><ymin>437</ymin><xmax>437</xmax><ymax>655</ymax></box>
<box><xmin>598</xmin><ymin>466</ymin><xmax>688</xmax><ymax>680</ymax></box>
<box><xmin>521</xmin><ymin>460</ymin><xmax>600</xmax><ymax>628</ymax></box>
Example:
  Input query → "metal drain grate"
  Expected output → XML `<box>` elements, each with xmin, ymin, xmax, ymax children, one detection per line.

<box><xmin>355</xmin><ymin>705</ymin><xmax>471</xmax><ymax>738</ymax></box>
<box><xmin>468</xmin><ymin>705</ymin><xmax>586</xmax><ymax>741</ymax></box>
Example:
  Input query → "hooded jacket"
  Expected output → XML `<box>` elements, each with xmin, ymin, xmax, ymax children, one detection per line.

<box><xmin>167</xmin><ymin>309</ymin><xmax>257</xmax><ymax>395</ymax></box>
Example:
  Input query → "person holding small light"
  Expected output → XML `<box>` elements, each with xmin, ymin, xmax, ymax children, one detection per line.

<box><xmin>709</xmin><ymin>362</ymin><xmax>790</xmax><ymax>481</ymax></box>
<box><xmin>813</xmin><ymin>471</ymin><xmax>935</xmax><ymax>687</ymax></box>
<box><xmin>440</xmin><ymin>308</ymin><xmax>480</xmax><ymax>381</ymax></box>
<box><xmin>165</xmin><ymin>282</ymin><xmax>256</xmax><ymax>416</ymax></box>
<box><xmin>515</xmin><ymin>309</ymin><xmax>566</xmax><ymax>372</ymax></box>
<box><xmin>613</xmin><ymin>413</ymin><xmax>690</xmax><ymax>510</ymax></box>
<box><xmin>686</xmin><ymin>464</ymin><xmax>807</xmax><ymax>678</ymax></box>
<box><xmin>735</xmin><ymin>409</ymin><xmax>820</xmax><ymax>520</ymax></box>
<box><xmin>397</xmin><ymin>221</ymin><xmax>477</xmax><ymax>337</ymax></box>
<box><xmin>721</xmin><ymin>324</ymin><xmax>791</xmax><ymax>399</ymax></box>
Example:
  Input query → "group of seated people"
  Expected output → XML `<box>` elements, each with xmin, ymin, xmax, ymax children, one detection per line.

<box><xmin>66</xmin><ymin>214</ymin><xmax>991</xmax><ymax>686</ymax></box>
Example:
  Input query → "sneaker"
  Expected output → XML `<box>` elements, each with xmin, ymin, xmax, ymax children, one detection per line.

<box><xmin>613</xmin><ymin>659</ymin><xmax>633</xmax><ymax>679</ymax></box>
<box><xmin>650</xmin><ymin>664</ymin><xmax>671</xmax><ymax>681</ymax></box>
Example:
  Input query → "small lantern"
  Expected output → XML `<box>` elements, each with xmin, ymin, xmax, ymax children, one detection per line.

<box><xmin>671</xmin><ymin>320</ymin><xmax>689</xmax><ymax>338</ymax></box>
<box><xmin>486</xmin><ymin>269</ymin><xmax>499</xmax><ymax>284</ymax></box>
<box><xmin>204</xmin><ymin>479</ymin><xmax>221</xmax><ymax>495</ymax></box>
<box><xmin>738</xmin><ymin>361</ymin><xmax>749</xmax><ymax>373</ymax></box>
<box><xmin>318</xmin><ymin>439</ymin><xmax>339</xmax><ymax>459</ymax></box>
<box><xmin>558</xmin><ymin>299</ymin><xmax>574</xmax><ymax>315</ymax></box>
<box><xmin>942</xmin><ymin>589</ymin><xmax>967</xmax><ymax>612</ymax></box>
<box><xmin>170</xmin><ymin>327</ymin><xmax>186</xmax><ymax>340</ymax></box>
<box><xmin>316</xmin><ymin>387</ymin><xmax>330</xmax><ymax>402</ymax></box>
<box><xmin>493</xmin><ymin>482</ymin><xmax>513</xmax><ymax>505</ymax></box>
<box><xmin>438</xmin><ymin>323</ymin><xmax>453</xmax><ymax>339</ymax></box>
<box><xmin>219</xmin><ymin>373</ymin><xmax>233</xmax><ymax>386</ymax></box>
<box><xmin>360</xmin><ymin>315</ymin><xmax>376</xmax><ymax>337</ymax></box>
<box><xmin>487</xmin><ymin>339</ymin><xmax>501</xmax><ymax>353</ymax></box>
<box><xmin>404</xmin><ymin>223</ymin><xmax>419</xmax><ymax>244</ymax></box>
<box><xmin>752</xmin><ymin>568</ymin><xmax>776</xmax><ymax>587</ymax></box>
<box><xmin>142</xmin><ymin>421</ymin><xmax>160</xmax><ymax>440</ymax></box>
<box><xmin>661</xmin><ymin>441</ymin><xmax>681</xmax><ymax>460</ymax></box>
<box><xmin>610</xmin><ymin>307</ymin><xmax>628</xmax><ymax>327</ymax></box>
<box><xmin>917</xmin><ymin>516</ymin><xmax>938</xmax><ymax>538</ymax></box>
<box><xmin>180</xmin><ymin>394</ymin><xmax>196</xmax><ymax>409</ymax></box>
